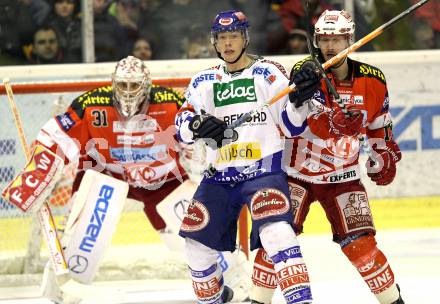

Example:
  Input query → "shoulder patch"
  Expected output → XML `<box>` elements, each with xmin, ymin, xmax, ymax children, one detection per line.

<box><xmin>260</xmin><ymin>59</ymin><xmax>288</xmax><ymax>78</ymax></box>
<box><xmin>71</xmin><ymin>85</ymin><xmax>113</xmax><ymax>118</ymax></box>
<box><xmin>354</xmin><ymin>61</ymin><xmax>386</xmax><ymax>84</ymax></box>
<box><xmin>150</xmin><ymin>85</ymin><xmax>186</xmax><ymax>107</ymax></box>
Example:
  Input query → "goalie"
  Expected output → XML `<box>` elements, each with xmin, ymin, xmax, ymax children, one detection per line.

<box><xmin>2</xmin><ymin>56</ymin><xmax>250</xmax><ymax>303</ymax></box>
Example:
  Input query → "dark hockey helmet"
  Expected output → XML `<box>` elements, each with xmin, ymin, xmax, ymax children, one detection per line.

<box><xmin>210</xmin><ymin>10</ymin><xmax>250</xmax><ymax>46</ymax></box>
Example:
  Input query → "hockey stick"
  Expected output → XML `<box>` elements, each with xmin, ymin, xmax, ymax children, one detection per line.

<box><xmin>2</xmin><ymin>78</ymin><xmax>69</xmax><ymax>276</ymax></box>
<box><xmin>228</xmin><ymin>0</ymin><xmax>431</xmax><ymax>130</ymax></box>
<box><xmin>3</xmin><ymin>78</ymin><xmax>125</xmax><ymax>301</ymax></box>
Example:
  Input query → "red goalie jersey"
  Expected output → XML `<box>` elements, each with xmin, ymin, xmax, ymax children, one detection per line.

<box><xmin>287</xmin><ymin>57</ymin><xmax>394</xmax><ymax>184</ymax></box>
<box><xmin>36</xmin><ymin>84</ymin><xmax>186</xmax><ymax>189</ymax></box>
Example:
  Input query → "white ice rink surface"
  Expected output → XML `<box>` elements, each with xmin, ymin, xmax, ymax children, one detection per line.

<box><xmin>1</xmin><ymin>228</ymin><xmax>439</xmax><ymax>304</ymax></box>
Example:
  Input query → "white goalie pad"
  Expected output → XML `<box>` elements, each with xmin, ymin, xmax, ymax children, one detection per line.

<box><xmin>62</xmin><ymin>170</ymin><xmax>129</xmax><ymax>284</ymax></box>
<box><xmin>156</xmin><ymin>179</ymin><xmax>198</xmax><ymax>251</ymax></box>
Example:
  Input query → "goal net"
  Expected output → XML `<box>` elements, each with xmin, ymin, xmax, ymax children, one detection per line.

<box><xmin>0</xmin><ymin>79</ymin><xmax>249</xmax><ymax>286</ymax></box>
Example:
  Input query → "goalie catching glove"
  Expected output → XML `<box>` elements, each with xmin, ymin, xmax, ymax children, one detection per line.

<box><xmin>366</xmin><ymin>140</ymin><xmax>402</xmax><ymax>186</ymax></box>
<box><xmin>189</xmin><ymin>112</ymin><xmax>236</xmax><ymax>149</ymax></box>
<box><xmin>289</xmin><ymin>60</ymin><xmax>322</xmax><ymax>108</ymax></box>
<box><xmin>1</xmin><ymin>144</ymin><xmax>64</xmax><ymax>212</ymax></box>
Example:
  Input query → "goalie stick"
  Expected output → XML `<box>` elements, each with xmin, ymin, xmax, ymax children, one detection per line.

<box><xmin>227</xmin><ymin>0</ymin><xmax>431</xmax><ymax>131</ymax></box>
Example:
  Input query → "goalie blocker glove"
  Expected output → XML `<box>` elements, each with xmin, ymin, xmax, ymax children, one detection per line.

<box><xmin>1</xmin><ymin>144</ymin><xmax>64</xmax><ymax>213</ymax></box>
<box><xmin>289</xmin><ymin>60</ymin><xmax>322</xmax><ymax>108</ymax></box>
<box><xmin>366</xmin><ymin>140</ymin><xmax>402</xmax><ymax>186</ymax></box>
<box><xmin>189</xmin><ymin>113</ymin><xmax>235</xmax><ymax>149</ymax></box>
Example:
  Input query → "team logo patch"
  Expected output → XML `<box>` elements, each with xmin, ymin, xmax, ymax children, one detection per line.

<box><xmin>68</xmin><ymin>255</ymin><xmax>89</xmax><ymax>273</ymax></box>
<box><xmin>337</xmin><ymin>191</ymin><xmax>374</xmax><ymax>233</ymax></box>
<box><xmin>181</xmin><ymin>199</ymin><xmax>210</xmax><ymax>232</ymax></box>
<box><xmin>324</xmin><ymin>15</ymin><xmax>339</xmax><ymax>22</ymax></box>
<box><xmin>213</xmin><ymin>78</ymin><xmax>257</xmax><ymax>107</ymax></box>
<box><xmin>56</xmin><ymin>112</ymin><xmax>75</xmax><ymax>131</ymax></box>
<box><xmin>219</xmin><ymin>17</ymin><xmax>233</xmax><ymax>26</ymax></box>
<box><xmin>250</xmin><ymin>189</ymin><xmax>290</xmax><ymax>220</ymax></box>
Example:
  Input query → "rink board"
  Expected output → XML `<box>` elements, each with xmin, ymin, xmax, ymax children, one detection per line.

<box><xmin>1</xmin><ymin>195</ymin><xmax>440</xmax><ymax>254</ymax></box>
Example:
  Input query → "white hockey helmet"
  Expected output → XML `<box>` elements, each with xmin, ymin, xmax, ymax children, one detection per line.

<box><xmin>313</xmin><ymin>10</ymin><xmax>355</xmax><ymax>47</ymax></box>
<box><xmin>112</xmin><ymin>56</ymin><xmax>152</xmax><ymax>118</ymax></box>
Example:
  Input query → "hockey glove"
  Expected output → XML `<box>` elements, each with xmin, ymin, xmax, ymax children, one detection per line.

<box><xmin>289</xmin><ymin>60</ymin><xmax>322</xmax><ymax>108</ymax></box>
<box><xmin>366</xmin><ymin>140</ymin><xmax>402</xmax><ymax>186</ymax></box>
<box><xmin>189</xmin><ymin>113</ymin><xmax>229</xmax><ymax>149</ymax></box>
<box><xmin>329</xmin><ymin>105</ymin><xmax>363</xmax><ymax>138</ymax></box>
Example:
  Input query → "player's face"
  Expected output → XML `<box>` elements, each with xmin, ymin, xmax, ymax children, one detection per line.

<box><xmin>215</xmin><ymin>31</ymin><xmax>246</xmax><ymax>62</ymax></box>
<box><xmin>317</xmin><ymin>35</ymin><xmax>350</xmax><ymax>62</ymax></box>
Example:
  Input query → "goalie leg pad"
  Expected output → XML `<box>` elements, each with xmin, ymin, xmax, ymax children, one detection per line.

<box><xmin>62</xmin><ymin>170</ymin><xmax>128</xmax><ymax>284</ymax></box>
<box><xmin>260</xmin><ymin>221</ymin><xmax>312</xmax><ymax>304</ymax></box>
<box><xmin>155</xmin><ymin>179</ymin><xmax>198</xmax><ymax>251</ymax></box>
<box><xmin>185</xmin><ymin>238</ymin><xmax>225</xmax><ymax>304</ymax></box>
<box><xmin>341</xmin><ymin>234</ymin><xmax>400</xmax><ymax>303</ymax></box>
<box><xmin>129</xmin><ymin>178</ymin><xmax>193</xmax><ymax>231</ymax></box>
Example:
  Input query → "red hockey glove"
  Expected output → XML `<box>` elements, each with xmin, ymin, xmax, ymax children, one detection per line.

<box><xmin>329</xmin><ymin>106</ymin><xmax>363</xmax><ymax>139</ymax></box>
<box><xmin>366</xmin><ymin>140</ymin><xmax>402</xmax><ymax>186</ymax></box>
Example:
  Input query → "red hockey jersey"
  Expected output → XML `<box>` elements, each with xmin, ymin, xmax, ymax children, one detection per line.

<box><xmin>287</xmin><ymin>57</ymin><xmax>394</xmax><ymax>184</ymax></box>
<box><xmin>36</xmin><ymin>84</ymin><xmax>186</xmax><ymax>188</ymax></box>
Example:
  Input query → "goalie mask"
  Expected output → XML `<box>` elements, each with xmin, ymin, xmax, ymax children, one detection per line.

<box><xmin>112</xmin><ymin>56</ymin><xmax>152</xmax><ymax>118</ymax></box>
<box><xmin>313</xmin><ymin>10</ymin><xmax>355</xmax><ymax>48</ymax></box>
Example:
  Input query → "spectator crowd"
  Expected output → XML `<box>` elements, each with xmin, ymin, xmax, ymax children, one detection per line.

<box><xmin>0</xmin><ymin>0</ymin><xmax>438</xmax><ymax>65</ymax></box>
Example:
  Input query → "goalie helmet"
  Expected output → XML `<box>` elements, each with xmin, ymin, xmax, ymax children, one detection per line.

<box><xmin>112</xmin><ymin>56</ymin><xmax>152</xmax><ymax>118</ymax></box>
<box><xmin>210</xmin><ymin>10</ymin><xmax>250</xmax><ymax>46</ymax></box>
<box><xmin>313</xmin><ymin>10</ymin><xmax>355</xmax><ymax>47</ymax></box>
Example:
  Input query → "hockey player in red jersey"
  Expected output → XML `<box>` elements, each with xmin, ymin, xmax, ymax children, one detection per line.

<box><xmin>38</xmin><ymin>55</ymin><xmax>187</xmax><ymax>225</ymax></box>
<box><xmin>250</xmin><ymin>10</ymin><xmax>404</xmax><ymax>304</ymax></box>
